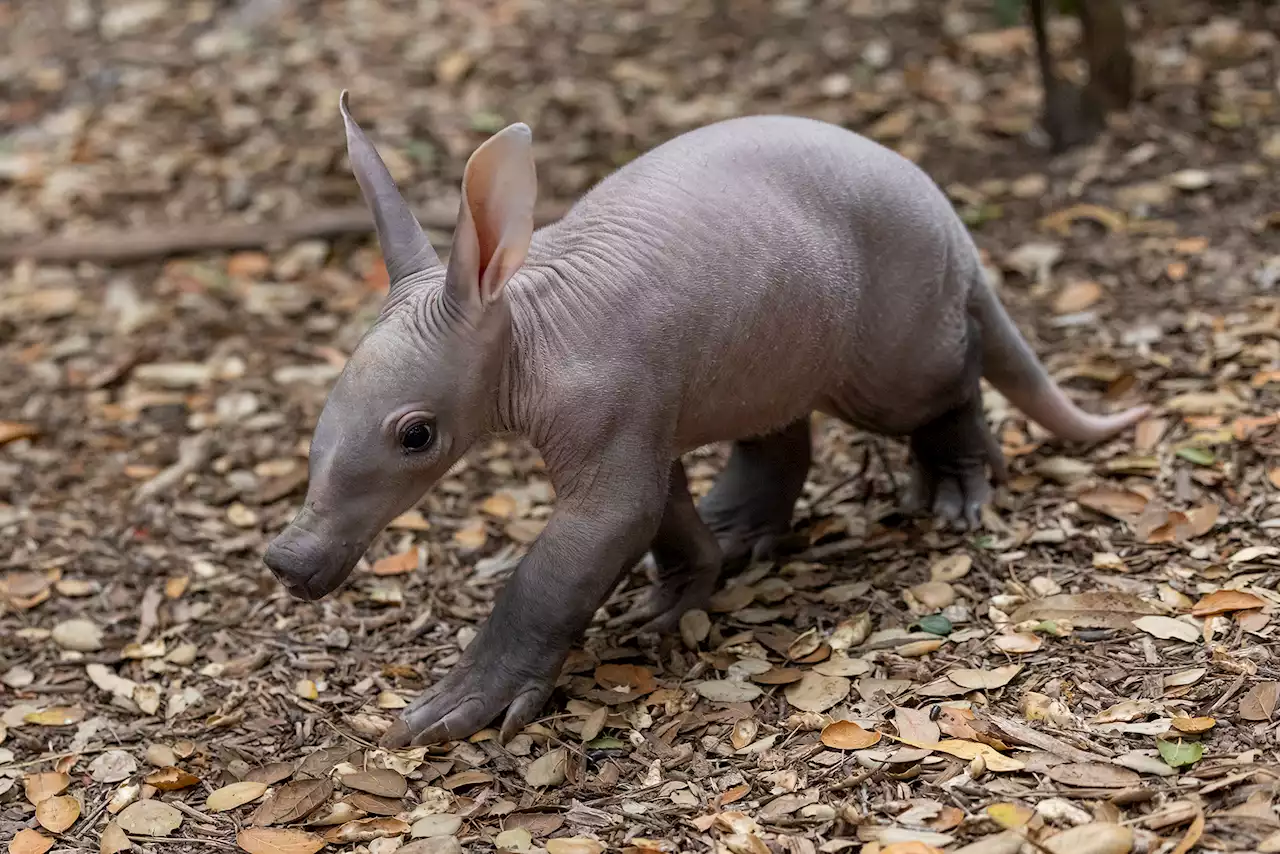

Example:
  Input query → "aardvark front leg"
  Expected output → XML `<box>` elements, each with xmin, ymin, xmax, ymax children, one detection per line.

<box><xmin>381</xmin><ymin>444</ymin><xmax>669</xmax><ymax>748</ymax></box>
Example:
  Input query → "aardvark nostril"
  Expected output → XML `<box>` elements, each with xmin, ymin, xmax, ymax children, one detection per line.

<box><xmin>263</xmin><ymin>533</ymin><xmax>311</xmax><ymax>581</ymax></box>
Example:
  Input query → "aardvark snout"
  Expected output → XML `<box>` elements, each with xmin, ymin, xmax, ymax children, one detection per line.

<box><xmin>263</xmin><ymin>523</ymin><xmax>360</xmax><ymax>601</ymax></box>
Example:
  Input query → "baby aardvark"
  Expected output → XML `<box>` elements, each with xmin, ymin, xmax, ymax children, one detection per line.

<box><xmin>264</xmin><ymin>92</ymin><xmax>1146</xmax><ymax>747</ymax></box>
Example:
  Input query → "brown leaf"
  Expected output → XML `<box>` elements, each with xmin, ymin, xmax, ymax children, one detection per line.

<box><xmin>36</xmin><ymin>795</ymin><xmax>80</xmax><ymax>833</ymax></box>
<box><xmin>441</xmin><ymin>770</ymin><xmax>494</xmax><ymax>789</ymax></box>
<box><xmin>207</xmin><ymin>781</ymin><xmax>269</xmax><ymax>812</ymax></box>
<box><xmin>752</xmin><ymin>667</ymin><xmax>803</xmax><ymax>685</ymax></box>
<box><xmin>1039</xmin><ymin>204</ymin><xmax>1126</xmax><ymax>235</ymax></box>
<box><xmin>251</xmin><ymin>778</ymin><xmax>334</xmax><ymax>826</ymax></box>
<box><xmin>24</xmin><ymin>772</ymin><xmax>70</xmax><ymax>805</ymax></box>
<box><xmin>144</xmin><ymin>766</ymin><xmax>200</xmax><ymax>791</ymax></box>
<box><xmin>525</xmin><ymin>748</ymin><xmax>568</xmax><ymax>788</ymax></box>
<box><xmin>0</xmin><ymin>421</ymin><xmax>40</xmax><ymax>446</ymax></box>
<box><xmin>116</xmin><ymin>800</ymin><xmax>183</xmax><ymax>836</ymax></box>
<box><xmin>1078</xmin><ymin>488</ymin><xmax>1149</xmax><ymax>521</ymax></box>
<box><xmin>322</xmin><ymin>817</ymin><xmax>410</xmax><ymax>844</ymax></box>
<box><xmin>343</xmin><ymin>793</ymin><xmax>403</xmax><ymax>815</ymax></box>
<box><xmin>1238</xmin><ymin>682</ymin><xmax>1280</xmax><ymax>721</ymax></box>
<box><xmin>1053</xmin><ymin>280</ymin><xmax>1102</xmax><ymax>314</ymax></box>
<box><xmin>1170</xmin><ymin>808</ymin><xmax>1204</xmax><ymax>854</ymax></box>
<box><xmin>370</xmin><ymin>548</ymin><xmax>419</xmax><ymax>576</ymax></box>
<box><xmin>949</xmin><ymin>664</ymin><xmax>1023</xmax><ymax>691</ymax></box>
<box><xmin>546</xmin><ymin>839</ymin><xmax>606</xmax><ymax>854</ymax></box>
<box><xmin>820</xmin><ymin>720</ymin><xmax>881</xmax><ymax>749</ymax></box>
<box><xmin>236</xmin><ymin>828</ymin><xmax>328</xmax><ymax>854</ymax></box>
<box><xmin>1045</xmin><ymin>762</ymin><xmax>1141</xmax><ymax>788</ymax></box>
<box><xmin>1191</xmin><ymin>590</ymin><xmax>1267</xmax><ymax>617</ymax></box>
<box><xmin>295</xmin><ymin>747</ymin><xmax>356</xmax><ymax>779</ymax></box>
<box><xmin>1010</xmin><ymin>592</ymin><xmax>1160</xmax><ymax>629</ymax></box>
<box><xmin>784</xmin><ymin>672</ymin><xmax>850</xmax><ymax>712</ymax></box>
<box><xmin>24</xmin><ymin>706</ymin><xmax>86</xmax><ymax>727</ymax></box>
<box><xmin>580</xmin><ymin>705</ymin><xmax>608</xmax><ymax>742</ymax></box>
<box><xmin>246</xmin><ymin>763</ymin><xmax>295</xmax><ymax>786</ymax></box>
<box><xmin>342</xmin><ymin>769</ymin><xmax>407</xmax><ymax>799</ymax></box>
<box><xmin>504</xmin><ymin>811</ymin><xmax>566</xmax><ymax>837</ymax></box>
<box><xmin>594</xmin><ymin>663</ymin><xmax>656</xmax><ymax>696</ymax></box>
<box><xmin>10</xmin><ymin>829</ymin><xmax>54</xmax><ymax>854</ymax></box>
<box><xmin>100</xmin><ymin>821</ymin><xmax>133</xmax><ymax>854</ymax></box>
<box><xmin>892</xmin><ymin>706</ymin><xmax>940</xmax><ymax>745</ymax></box>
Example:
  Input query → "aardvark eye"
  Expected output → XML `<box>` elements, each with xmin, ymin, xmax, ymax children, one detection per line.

<box><xmin>400</xmin><ymin>422</ymin><xmax>433</xmax><ymax>452</ymax></box>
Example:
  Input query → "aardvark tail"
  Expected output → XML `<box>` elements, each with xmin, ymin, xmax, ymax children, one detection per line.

<box><xmin>970</xmin><ymin>278</ymin><xmax>1149</xmax><ymax>444</ymax></box>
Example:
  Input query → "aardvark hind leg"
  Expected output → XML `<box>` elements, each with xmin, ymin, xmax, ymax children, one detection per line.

<box><xmin>904</xmin><ymin>390</ymin><xmax>1006</xmax><ymax>531</ymax></box>
<box><xmin>698</xmin><ymin>418</ymin><xmax>812</xmax><ymax>570</ymax></box>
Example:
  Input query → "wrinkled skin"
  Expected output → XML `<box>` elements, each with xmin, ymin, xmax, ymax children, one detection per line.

<box><xmin>265</xmin><ymin>94</ymin><xmax>1147</xmax><ymax>749</ymax></box>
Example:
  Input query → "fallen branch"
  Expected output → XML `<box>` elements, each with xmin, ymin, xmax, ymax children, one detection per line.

<box><xmin>0</xmin><ymin>201</ymin><xmax>570</xmax><ymax>265</ymax></box>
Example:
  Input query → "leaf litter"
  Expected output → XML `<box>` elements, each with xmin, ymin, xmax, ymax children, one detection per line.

<box><xmin>2</xmin><ymin>1</ymin><xmax>1279</xmax><ymax>853</ymax></box>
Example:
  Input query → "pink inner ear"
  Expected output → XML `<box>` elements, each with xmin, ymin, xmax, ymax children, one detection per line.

<box><xmin>449</xmin><ymin>125</ymin><xmax>536</xmax><ymax>306</ymax></box>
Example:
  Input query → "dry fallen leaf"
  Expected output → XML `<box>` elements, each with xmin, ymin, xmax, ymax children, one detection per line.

<box><xmin>1191</xmin><ymin>590</ymin><xmax>1267</xmax><ymax>616</ymax></box>
<box><xmin>1045</xmin><ymin>762</ymin><xmax>1140</xmax><ymax>789</ymax></box>
<box><xmin>1042</xmin><ymin>822</ymin><xmax>1133</xmax><ymax>854</ymax></box>
<box><xmin>820</xmin><ymin>720</ymin><xmax>881</xmax><ymax>749</ymax></box>
<box><xmin>784</xmin><ymin>672</ymin><xmax>851</xmax><ymax>712</ymax></box>
<box><xmin>1238</xmin><ymin>682</ymin><xmax>1280</xmax><ymax>721</ymax></box>
<box><xmin>100</xmin><ymin>821</ymin><xmax>133</xmax><ymax>854</ymax></box>
<box><xmin>1053</xmin><ymin>280</ymin><xmax>1102</xmax><ymax>314</ymax></box>
<box><xmin>370</xmin><ymin>548</ymin><xmax>419</xmax><ymax>576</ymax></box>
<box><xmin>893</xmin><ymin>706</ymin><xmax>940</xmax><ymax>745</ymax></box>
<box><xmin>1131</xmin><ymin>616</ymin><xmax>1200</xmax><ymax>643</ymax></box>
<box><xmin>342</xmin><ymin>769</ymin><xmax>408</xmax><ymax>799</ymax></box>
<box><xmin>251</xmin><ymin>779</ymin><xmax>334</xmax><ymax>826</ymax></box>
<box><xmin>987</xmin><ymin>803</ymin><xmax>1033</xmax><ymax>829</ymax></box>
<box><xmin>9</xmin><ymin>829</ymin><xmax>55</xmax><ymax>854</ymax></box>
<box><xmin>24</xmin><ymin>706</ymin><xmax>87</xmax><ymax>727</ymax></box>
<box><xmin>116</xmin><ymin>800</ymin><xmax>183</xmax><ymax>836</ymax></box>
<box><xmin>546</xmin><ymin>838</ymin><xmax>607</xmax><ymax>854</ymax></box>
<box><xmin>949</xmin><ymin>664</ymin><xmax>1023</xmax><ymax>691</ymax></box>
<box><xmin>992</xmin><ymin>632</ymin><xmax>1042</xmax><ymax>653</ymax></box>
<box><xmin>36</xmin><ymin>794</ymin><xmax>81</xmax><ymax>833</ymax></box>
<box><xmin>24</xmin><ymin>772</ymin><xmax>70</xmax><ymax>805</ymax></box>
<box><xmin>525</xmin><ymin>748</ymin><xmax>568</xmax><ymax>788</ymax></box>
<box><xmin>930</xmin><ymin>554</ymin><xmax>972</xmax><ymax>582</ymax></box>
<box><xmin>322</xmin><ymin>817</ymin><xmax>411</xmax><ymax>844</ymax></box>
<box><xmin>144</xmin><ymin>766</ymin><xmax>200</xmax><ymax>791</ymax></box>
<box><xmin>236</xmin><ymin>828</ymin><xmax>328</xmax><ymax>854</ymax></box>
<box><xmin>0</xmin><ymin>421</ymin><xmax>40</xmax><ymax>446</ymax></box>
<box><xmin>207</xmin><ymin>781</ymin><xmax>270</xmax><ymax>812</ymax></box>
<box><xmin>880</xmin><ymin>843</ymin><xmax>944</xmax><ymax>854</ymax></box>
<box><xmin>1010</xmin><ymin>593</ymin><xmax>1160</xmax><ymax>629</ymax></box>
<box><xmin>51</xmin><ymin>618</ymin><xmax>105</xmax><ymax>651</ymax></box>
<box><xmin>694</xmin><ymin>680</ymin><xmax>763</xmax><ymax>703</ymax></box>
<box><xmin>1171</xmin><ymin>716</ymin><xmax>1216</xmax><ymax>734</ymax></box>
<box><xmin>594</xmin><ymin>663</ymin><xmax>656</xmax><ymax>695</ymax></box>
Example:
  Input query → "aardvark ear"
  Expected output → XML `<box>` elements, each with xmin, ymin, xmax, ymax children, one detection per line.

<box><xmin>339</xmin><ymin>90</ymin><xmax>440</xmax><ymax>286</ymax></box>
<box><xmin>445</xmin><ymin>122</ymin><xmax>537</xmax><ymax>309</ymax></box>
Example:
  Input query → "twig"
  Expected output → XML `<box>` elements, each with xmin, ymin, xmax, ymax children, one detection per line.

<box><xmin>133</xmin><ymin>433</ymin><xmax>214</xmax><ymax>504</ymax></box>
<box><xmin>0</xmin><ymin>202</ymin><xmax>569</xmax><ymax>265</ymax></box>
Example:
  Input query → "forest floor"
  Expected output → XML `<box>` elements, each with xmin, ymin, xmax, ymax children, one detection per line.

<box><xmin>2</xmin><ymin>0</ymin><xmax>1280</xmax><ymax>852</ymax></box>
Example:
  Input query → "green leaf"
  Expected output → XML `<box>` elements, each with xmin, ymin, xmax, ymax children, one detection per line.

<box><xmin>1157</xmin><ymin>738</ymin><xmax>1203</xmax><ymax>768</ymax></box>
<box><xmin>585</xmin><ymin>736</ymin><xmax>626</xmax><ymax>750</ymax></box>
<box><xmin>1176</xmin><ymin>446</ymin><xmax>1216</xmax><ymax>466</ymax></box>
<box><xmin>960</xmin><ymin>203</ymin><xmax>1004</xmax><ymax>228</ymax></box>
<box><xmin>469</xmin><ymin>111</ymin><xmax>506</xmax><ymax>133</ymax></box>
<box><xmin>992</xmin><ymin>0</ymin><xmax>1024</xmax><ymax>27</ymax></box>
<box><xmin>916</xmin><ymin>615</ymin><xmax>953</xmax><ymax>636</ymax></box>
